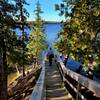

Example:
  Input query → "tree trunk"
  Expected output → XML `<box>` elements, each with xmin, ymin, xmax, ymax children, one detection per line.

<box><xmin>22</xmin><ymin>25</ymin><xmax>25</xmax><ymax>77</ymax></box>
<box><xmin>22</xmin><ymin>65</ymin><xmax>25</xmax><ymax>77</ymax></box>
<box><xmin>15</xmin><ymin>64</ymin><xmax>20</xmax><ymax>75</ymax></box>
<box><xmin>35</xmin><ymin>50</ymin><xmax>38</xmax><ymax>68</ymax></box>
<box><xmin>19</xmin><ymin>0</ymin><xmax>25</xmax><ymax>77</ymax></box>
<box><xmin>22</xmin><ymin>38</ymin><xmax>25</xmax><ymax>77</ymax></box>
<box><xmin>0</xmin><ymin>39</ymin><xmax>8</xmax><ymax>100</ymax></box>
<box><xmin>66</xmin><ymin>52</ymin><xmax>70</xmax><ymax>62</ymax></box>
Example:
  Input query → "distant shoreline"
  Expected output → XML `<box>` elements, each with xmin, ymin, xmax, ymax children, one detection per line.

<box><xmin>28</xmin><ymin>21</ymin><xmax>61</xmax><ymax>25</ymax></box>
<box><xmin>44</xmin><ymin>21</ymin><xmax>61</xmax><ymax>24</ymax></box>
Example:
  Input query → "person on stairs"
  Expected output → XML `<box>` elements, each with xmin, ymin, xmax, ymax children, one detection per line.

<box><xmin>47</xmin><ymin>47</ymin><xmax>54</xmax><ymax>66</ymax></box>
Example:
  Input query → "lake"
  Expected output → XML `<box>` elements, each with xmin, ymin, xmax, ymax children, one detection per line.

<box><xmin>8</xmin><ymin>23</ymin><xmax>62</xmax><ymax>85</ymax></box>
<box><xmin>44</xmin><ymin>23</ymin><xmax>62</xmax><ymax>44</ymax></box>
<box><xmin>16</xmin><ymin>23</ymin><xmax>62</xmax><ymax>44</ymax></box>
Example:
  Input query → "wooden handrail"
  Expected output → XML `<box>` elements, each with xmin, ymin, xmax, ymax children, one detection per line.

<box><xmin>29</xmin><ymin>60</ymin><xmax>45</xmax><ymax>100</ymax></box>
<box><xmin>54</xmin><ymin>51</ymin><xmax>100</xmax><ymax>98</ymax></box>
<box><xmin>57</xmin><ymin>57</ymin><xmax>100</xmax><ymax>97</ymax></box>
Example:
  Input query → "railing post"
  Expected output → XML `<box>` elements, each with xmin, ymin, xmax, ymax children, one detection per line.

<box><xmin>76</xmin><ymin>83</ymin><xmax>81</xmax><ymax>100</ymax></box>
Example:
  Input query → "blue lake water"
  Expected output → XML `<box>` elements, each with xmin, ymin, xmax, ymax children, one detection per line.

<box><xmin>16</xmin><ymin>23</ymin><xmax>62</xmax><ymax>44</ymax></box>
<box><xmin>44</xmin><ymin>23</ymin><xmax>62</xmax><ymax>44</ymax></box>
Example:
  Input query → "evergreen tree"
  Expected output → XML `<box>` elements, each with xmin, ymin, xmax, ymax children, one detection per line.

<box><xmin>15</xmin><ymin>0</ymin><xmax>29</xmax><ymax>76</ymax></box>
<box><xmin>27</xmin><ymin>1</ymin><xmax>47</xmax><ymax>66</ymax></box>
<box><xmin>0</xmin><ymin>0</ymin><xmax>17</xmax><ymax>99</ymax></box>
<box><xmin>0</xmin><ymin>0</ymin><xmax>29</xmax><ymax>99</ymax></box>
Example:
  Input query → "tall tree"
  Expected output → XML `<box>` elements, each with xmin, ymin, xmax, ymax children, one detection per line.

<box><xmin>15</xmin><ymin>0</ymin><xmax>29</xmax><ymax>76</ymax></box>
<box><xmin>0</xmin><ymin>0</ymin><xmax>17</xmax><ymax>99</ymax></box>
<box><xmin>0</xmin><ymin>0</ymin><xmax>29</xmax><ymax>99</ymax></box>
<box><xmin>27</xmin><ymin>1</ymin><xmax>47</xmax><ymax>65</ymax></box>
<box><xmin>55</xmin><ymin>0</ymin><xmax>100</xmax><ymax>66</ymax></box>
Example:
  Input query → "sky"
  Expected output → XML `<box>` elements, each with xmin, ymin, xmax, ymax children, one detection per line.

<box><xmin>25</xmin><ymin>0</ymin><xmax>65</xmax><ymax>21</ymax></box>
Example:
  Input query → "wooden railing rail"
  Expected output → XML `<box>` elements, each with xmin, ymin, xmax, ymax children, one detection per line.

<box><xmin>55</xmin><ymin>52</ymin><xmax>100</xmax><ymax>99</ymax></box>
<box><xmin>29</xmin><ymin>60</ymin><xmax>45</xmax><ymax>100</ymax></box>
<box><xmin>59</xmin><ymin>60</ymin><xmax>100</xmax><ymax>97</ymax></box>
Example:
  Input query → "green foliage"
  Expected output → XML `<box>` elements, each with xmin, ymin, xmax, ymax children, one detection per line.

<box><xmin>54</xmin><ymin>0</ymin><xmax>100</xmax><ymax>67</ymax></box>
<box><xmin>0</xmin><ymin>0</ymin><xmax>29</xmax><ymax>76</ymax></box>
<box><xmin>0</xmin><ymin>0</ymin><xmax>17</xmax><ymax>65</ymax></box>
<box><xmin>27</xmin><ymin>1</ymin><xmax>47</xmax><ymax>60</ymax></box>
<box><xmin>0</xmin><ymin>0</ymin><xmax>18</xmax><ymax>99</ymax></box>
<box><xmin>0</xmin><ymin>0</ymin><xmax>30</xmax><ymax>99</ymax></box>
<box><xmin>15</xmin><ymin>0</ymin><xmax>29</xmax><ymax>77</ymax></box>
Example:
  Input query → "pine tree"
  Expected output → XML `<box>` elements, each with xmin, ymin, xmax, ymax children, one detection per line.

<box><xmin>15</xmin><ymin>0</ymin><xmax>29</xmax><ymax>76</ymax></box>
<box><xmin>0</xmin><ymin>0</ymin><xmax>29</xmax><ymax>99</ymax></box>
<box><xmin>27</xmin><ymin>1</ymin><xmax>47</xmax><ymax>66</ymax></box>
<box><xmin>0</xmin><ymin>0</ymin><xmax>17</xmax><ymax>99</ymax></box>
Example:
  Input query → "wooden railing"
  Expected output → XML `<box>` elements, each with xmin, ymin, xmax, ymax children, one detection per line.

<box><xmin>56</xmin><ymin>53</ymin><xmax>100</xmax><ymax>100</ymax></box>
<box><xmin>29</xmin><ymin>60</ymin><xmax>45</xmax><ymax>100</ymax></box>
